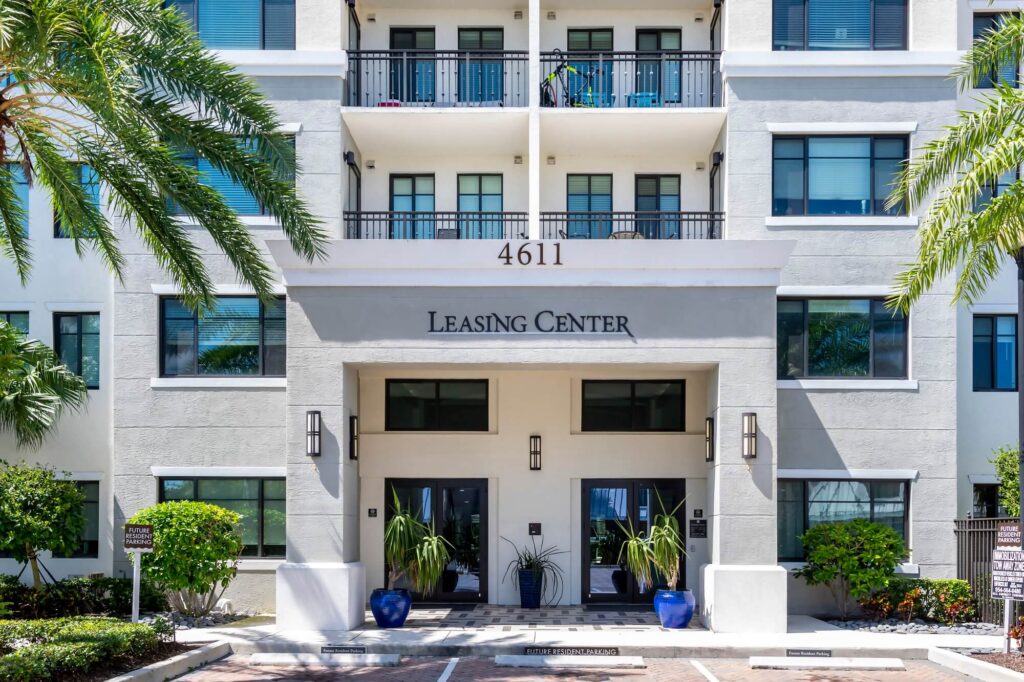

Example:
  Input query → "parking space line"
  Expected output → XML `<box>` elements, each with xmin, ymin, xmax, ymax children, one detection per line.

<box><xmin>437</xmin><ymin>656</ymin><xmax>459</xmax><ymax>682</ymax></box>
<box><xmin>690</xmin><ymin>659</ymin><xmax>719</xmax><ymax>682</ymax></box>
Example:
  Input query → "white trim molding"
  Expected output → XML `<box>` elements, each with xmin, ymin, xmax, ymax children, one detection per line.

<box><xmin>778</xmin><ymin>468</ymin><xmax>919</xmax><ymax>481</ymax></box>
<box><xmin>278</xmin><ymin>122</ymin><xmax>303</xmax><ymax>135</ymax></box>
<box><xmin>150</xmin><ymin>284</ymin><xmax>286</xmax><ymax>296</ymax></box>
<box><xmin>150</xmin><ymin>466</ymin><xmax>287</xmax><ymax>478</ymax></box>
<box><xmin>777</xmin><ymin>379</ymin><xmax>918</xmax><ymax>391</ymax></box>
<box><xmin>765</xmin><ymin>216</ymin><xmax>919</xmax><ymax>229</ymax></box>
<box><xmin>766</xmin><ymin>122</ymin><xmax>918</xmax><ymax>135</ymax></box>
<box><xmin>56</xmin><ymin>471</ymin><xmax>104</xmax><ymax>482</ymax></box>
<box><xmin>211</xmin><ymin>50</ymin><xmax>347</xmax><ymax>78</ymax></box>
<box><xmin>969</xmin><ymin>474</ymin><xmax>1000</xmax><ymax>485</ymax></box>
<box><xmin>776</xmin><ymin>285</ymin><xmax>893</xmax><ymax>297</ymax></box>
<box><xmin>238</xmin><ymin>559</ymin><xmax>286</xmax><ymax>572</ymax></box>
<box><xmin>150</xmin><ymin>377</ymin><xmax>287</xmax><ymax>389</ymax></box>
<box><xmin>782</xmin><ymin>561</ymin><xmax>919</xmax><ymax>574</ymax></box>
<box><xmin>972</xmin><ymin>304</ymin><xmax>1018</xmax><ymax>315</ymax></box>
<box><xmin>44</xmin><ymin>302</ymin><xmax>105</xmax><ymax>312</ymax></box>
<box><xmin>723</xmin><ymin>51</ymin><xmax>961</xmax><ymax>79</ymax></box>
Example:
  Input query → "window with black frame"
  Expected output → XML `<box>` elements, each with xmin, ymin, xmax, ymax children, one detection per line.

<box><xmin>54</xmin><ymin>312</ymin><xmax>101</xmax><ymax>389</ymax></box>
<box><xmin>160</xmin><ymin>478</ymin><xmax>285</xmax><ymax>557</ymax></box>
<box><xmin>581</xmin><ymin>380</ymin><xmax>684</xmax><ymax>432</ymax></box>
<box><xmin>973</xmin><ymin>14</ymin><xmax>1020</xmax><ymax>88</ymax></box>
<box><xmin>0</xmin><ymin>312</ymin><xmax>28</xmax><ymax>334</ymax></box>
<box><xmin>385</xmin><ymin>379</ymin><xmax>488</xmax><ymax>431</ymax></box>
<box><xmin>777</xmin><ymin>299</ymin><xmax>908</xmax><ymax>379</ymax></box>
<box><xmin>164</xmin><ymin>0</ymin><xmax>295</xmax><ymax>50</ymax></box>
<box><xmin>161</xmin><ymin>297</ymin><xmax>285</xmax><ymax>377</ymax></box>
<box><xmin>58</xmin><ymin>481</ymin><xmax>100</xmax><ymax>558</ymax></box>
<box><xmin>773</xmin><ymin>0</ymin><xmax>908</xmax><ymax>51</ymax></box>
<box><xmin>778</xmin><ymin>479</ymin><xmax>909</xmax><ymax>561</ymax></box>
<box><xmin>973</xmin><ymin>314</ymin><xmax>1017</xmax><ymax>391</ymax></box>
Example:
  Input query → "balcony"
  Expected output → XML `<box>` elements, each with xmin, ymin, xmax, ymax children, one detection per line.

<box><xmin>346</xmin><ymin>51</ymin><xmax>529</xmax><ymax>108</ymax></box>
<box><xmin>539</xmin><ymin>212</ymin><xmax>722</xmax><ymax>240</ymax></box>
<box><xmin>345</xmin><ymin>211</ymin><xmax>529</xmax><ymax>240</ymax></box>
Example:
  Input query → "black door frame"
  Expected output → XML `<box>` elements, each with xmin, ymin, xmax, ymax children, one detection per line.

<box><xmin>581</xmin><ymin>478</ymin><xmax>686</xmax><ymax>603</ymax></box>
<box><xmin>383</xmin><ymin>477</ymin><xmax>488</xmax><ymax>603</ymax></box>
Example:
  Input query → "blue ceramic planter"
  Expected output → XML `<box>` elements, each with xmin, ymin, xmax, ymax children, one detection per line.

<box><xmin>370</xmin><ymin>588</ymin><xmax>412</xmax><ymax>628</ymax></box>
<box><xmin>653</xmin><ymin>589</ymin><xmax>695</xmax><ymax>629</ymax></box>
<box><xmin>518</xmin><ymin>569</ymin><xmax>544</xmax><ymax>609</ymax></box>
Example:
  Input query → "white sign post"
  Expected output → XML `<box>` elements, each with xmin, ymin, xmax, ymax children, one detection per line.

<box><xmin>123</xmin><ymin>524</ymin><xmax>154</xmax><ymax>623</ymax></box>
<box><xmin>993</xmin><ymin>523</ymin><xmax>1023</xmax><ymax>654</ymax></box>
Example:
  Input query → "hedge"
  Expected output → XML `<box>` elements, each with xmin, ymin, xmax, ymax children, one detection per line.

<box><xmin>0</xmin><ymin>575</ymin><xmax>167</xmax><ymax>620</ymax></box>
<box><xmin>857</xmin><ymin>577</ymin><xmax>975</xmax><ymax>624</ymax></box>
<box><xmin>0</xmin><ymin>617</ymin><xmax>160</xmax><ymax>682</ymax></box>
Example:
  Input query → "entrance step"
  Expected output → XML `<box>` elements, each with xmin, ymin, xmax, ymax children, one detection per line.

<box><xmin>495</xmin><ymin>655</ymin><xmax>646</xmax><ymax>669</ymax></box>
<box><xmin>249</xmin><ymin>653</ymin><xmax>400</xmax><ymax>667</ymax></box>
<box><xmin>749</xmin><ymin>656</ymin><xmax>905</xmax><ymax>671</ymax></box>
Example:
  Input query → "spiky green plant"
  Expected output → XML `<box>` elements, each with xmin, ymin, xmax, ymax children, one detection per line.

<box><xmin>0</xmin><ymin>0</ymin><xmax>325</xmax><ymax>311</ymax></box>
<box><xmin>501</xmin><ymin>536</ymin><xmax>566</xmax><ymax>605</ymax></box>
<box><xmin>0</xmin><ymin>320</ymin><xmax>87</xmax><ymax>448</ymax></box>
<box><xmin>617</xmin><ymin>492</ymin><xmax>686</xmax><ymax>592</ymax></box>
<box><xmin>383</xmin><ymin>487</ymin><xmax>451</xmax><ymax>596</ymax></box>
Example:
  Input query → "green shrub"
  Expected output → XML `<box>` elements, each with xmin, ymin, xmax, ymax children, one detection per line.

<box><xmin>794</xmin><ymin>519</ymin><xmax>909</xmax><ymax>619</ymax></box>
<box><xmin>857</xmin><ymin>578</ymin><xmax>976</xmax><ymax>624</ymax></box>
<box><xmin>0</xmin><ymin>577</ymin><xmax>166</xmax><ymax>619</ymax></box>
<box><xmin>993</xmin><ymin>445</ymin><xmax>1019</xmax><ymax>517</ymax></box>
<box><xmin>129</xmin><ymin>501</ymin><xmax>244</xmax><ymax>616</ymax></box>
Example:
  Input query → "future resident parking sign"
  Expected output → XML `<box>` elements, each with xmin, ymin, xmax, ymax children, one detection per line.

<box><xmin>992</xmin><ymin>523</ymin><xmax>1024</xmax><ymax>601</ymax></box>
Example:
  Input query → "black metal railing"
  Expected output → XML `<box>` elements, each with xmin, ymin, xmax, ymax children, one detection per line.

<box><xmin>539</xmin><ymin>50</ymin><xmax>721</xmax><ymax>108</ymax></box>
<box><xmin>345</xmin><ymin>211</ymin><xmax>528</xmax><ymax>239</ymax></box>
<box><xmin>346</xmin><ymin>51</ymin><xmax>528</xmax><ymax>107</ymax></box>
<box><xmin>955</xmin><ymin>517</ymin><xmax>1024</xmax><ymax>624</ymax></box>
<box><xmin>539</xmin><ymin>212</ymin><xmax>722</xmax><ymax>240</ymax></box>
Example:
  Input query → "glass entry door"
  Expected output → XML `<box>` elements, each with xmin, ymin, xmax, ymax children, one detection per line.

<box><xmin>385</xmin><ymin>478</ymin><xmax>487</xmax><ymax>602</ymax></box>
<box><xmin>581</xmin><ymin>479</ymin><xmax>685</xmax><ymax>603</ymax></box>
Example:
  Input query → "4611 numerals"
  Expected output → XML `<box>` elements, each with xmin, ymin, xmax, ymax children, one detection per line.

<box><xmin>498</xmin><ymin>242</ymin><xmax>563</xmax><ymax>266</ymax></box>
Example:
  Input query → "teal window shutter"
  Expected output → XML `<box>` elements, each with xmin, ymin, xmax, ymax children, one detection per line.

<box><xmin>198</xmin><ymin>159</ymin><xmax>262</xmax><ymax>215</ymax></box>
<box><xmin>263</xmin><ymin>0</ymin><xmax>295</xmax><ymax>49</ymax></box>
<box><xmin>5</xmin><ymin>163</ymin><xmax>28</xmax><ymax>235</ymax></box>
<box><xmin>199</xmin><ymin>0</ymin><xmax>261</xmax><ymax>49</ymax></box>
<box><xmin>55</xmin><ymin>164</ymin><xmax>101</xmax><ymax>238</ymax></box>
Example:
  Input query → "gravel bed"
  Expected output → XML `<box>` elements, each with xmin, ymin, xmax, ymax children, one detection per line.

<box><xmin>138</xmin><ymin>611</ymin><xmax>251</xmax><ymax>630</ymax></box>
<box><xmin>826</xmin><ymin>618</ymin><xmax>1003</xmax><ymax>635</ymax></box>
<box><xmin>973</xmin><ymin>652</ymin><xmax>1024</xmax><ymax>673</ymax></box>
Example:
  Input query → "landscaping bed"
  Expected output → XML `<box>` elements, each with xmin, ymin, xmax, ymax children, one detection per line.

<box><xmin>827</xmin><ymin>618</ymin><xmax>1002</xmax><ymax>635</ymax></box>
<box><xmin>972</xmin><ymin>652</ymin><xmax>1024</xmax><ymax>674</ymax></box>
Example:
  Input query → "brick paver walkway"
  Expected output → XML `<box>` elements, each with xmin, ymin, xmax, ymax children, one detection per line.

<box><xmin>177</xmin><ymin>655</ymin><xmax>974</xmax><ymax>681</ymax></box>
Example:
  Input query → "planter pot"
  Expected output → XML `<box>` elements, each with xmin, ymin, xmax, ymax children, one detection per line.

<box><xmin>370</xmin><ymin>588</ymin><xmax>412</xmax><ymax>628</ymax></box>
<box><xmin>653</xmin><ymin>589</ymin><xmax>695</xmax><ymax>629</ymax></box>
<box><xmin>442</xmin><ymin>569</ymin><xmax>459</xmax><ymax>594</ymax></box>
<box><xmin>518</xmin><ymin>569</ymin><xmax>544</xmax><ymax>609</ymax></box>
<box><xmin>611</xmin><ymin>569</ymin><xmax>628</xmax><ymax>595</ymax></box>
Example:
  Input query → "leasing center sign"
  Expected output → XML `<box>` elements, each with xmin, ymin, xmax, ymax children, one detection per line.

<box><xmin>428</xmin><ymin>311</ymin><xmax>634</xmax><ymax>338</ymax></box>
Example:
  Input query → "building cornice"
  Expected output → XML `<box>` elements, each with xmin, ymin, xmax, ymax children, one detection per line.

<box><xmin>722</xmin><ymin>51</ymin><xmax>962</xmax><ymax>79</ymax></box>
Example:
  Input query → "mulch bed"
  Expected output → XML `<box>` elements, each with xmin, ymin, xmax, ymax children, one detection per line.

<box><xmin>974</xmin><ymin>652</ymin><xmax>1024</xmax><ymax>673</ymax></box>
<box><xmin>71</xmin><ymin>642</ymin><xmax>195</xmax><ymax>682</ymax></box>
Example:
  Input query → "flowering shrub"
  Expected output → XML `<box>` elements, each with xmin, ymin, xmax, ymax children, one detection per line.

<box><xmin>857</xmin><ymin>578</ymin><xmax>976</xmax><ymax>624</ymax></box>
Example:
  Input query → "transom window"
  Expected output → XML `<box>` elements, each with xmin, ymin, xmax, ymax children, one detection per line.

<box><xmin>772</xmin><ymin>136</ymin><xmax>907</xmax><ymax>216</ymax></box>
<box><xmin>386</xmin><ymin>380</ymin><xmax>489</xmax><ymax>432</ymax></box>
<box><xmin>165</xmin><ymin>0</ymin><xmax>295</xmax><ymax>50</ymax></box>
<box><xmin>160</xmin><ymin>478</ymin><xmax>285</xmax><ymax>557</ymax></box>
<box><xmin>773</xmin><ymin>0</ymin><xmax>908</xmax><ymax>51</ymax></box>
<box><xmin>54</xmin><ymin>313</ymin><xmax>100</xmax><ymax>389</ymax></box>
<box><xmin>778</xmin><ymin>479</ymin><xmax>909</xmax><ymax>561</ymax></box>
<box><xmin>777</xmin><ymin>299</ymin><xmax>908</xmax><ymax>379</ymax></box>
<box><xmin>161</xmin><ymin>297</ymin><xmax>286</xmax><ymax>377</ymax></box>
<box><xmin>0</xmin><ymin>312</ymin><xmax>28</xmax><ymax>334</ymax></box>
<box><xmin>581</xmin><ymin>380</ymin><xmax>685</xmax><ymax>432</ymax></box>
<box><xmin>973</xmin><ymin>314</ymin><xmax>1017</xmax><ymax>391</ymax></box>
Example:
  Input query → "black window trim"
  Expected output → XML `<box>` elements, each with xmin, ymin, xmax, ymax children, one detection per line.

<box><xmin>158</xmin><ymin>295</ymin><xmax>286</xmax><ymax>378</ymax></box>
<box><xmin>384</xmin><ymin>378</ymin><xmax>490</xmax><ymax>432</ymax></box>
<box><xmin>567</xmin><ymin>27</ymin><xmax>615</xmax><ymax>53</ymax></box>
<box><xmin>778</xmin><ymin>477</ymin><xmax>911</xmax><ymax>562</ymax></box>
<box><xmin>772</xmin><ymin>0</ymin><xmax>909</xmax><ymax>52</ymax></box>
<box><xmin>157</xmin><ymin>476</ymin><xmax>285</xmax><ymax>558</ymax></box>
<box><xmin>973</xmin><ymin>313</ymin><xmax>1018</xmax><ymax>392</ymax></box>
<box><xmin>53</xmin><ymin>311</ymin><xmax>100</xmax><ymax>390</ymax></box>
<box><xmin>0</xmin><ymin>311</ymin><xmax>29</xmax><ymax>331</ymax></box>
<box><xmin>973</xmin><ymin>12</ymin><xmax>1021</xmax><ymax>89</ymax></box>
<box><xmin>457</xmin><ymin>173</ymin><xmax>504</xmax><ymax>212</ymax></box>
<box><xmin>580</xmin><ymin>379</ymin><xmax>686</xmax><ymax>433</ymax></box>
<box><xmin>56</xmin><ymin>480</ymin><xmax>101</xmax><ymax>559</ymax></box>
<box><xmin>777</xmin><ymin>297</ymin><xmax>909</xmax><ymax>380</ymax></box>
<box><xmin>164</xmin><ymin>0</ymin><xmax>296</xmax><ymax>50</ymax></box>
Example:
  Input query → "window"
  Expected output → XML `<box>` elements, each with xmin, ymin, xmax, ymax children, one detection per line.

<box><xmin>973</xmin><ymin>14</ymin><xmax>1019</xmax><ymax>88</ymax></box>
<box><xmin>973</xmin><ymin>315</ymin><xmax>1017</xmax><ymax>391</ymax></box>
<box><xmin>59</xmin><ymin>482</ymin><xmax>100</xmax><ymax>558</ymax></box>
<box><xmin>165</xmin><ymin>0</ymin><xmax>295</xmax><ymax>49</ymax></box>
<box><xmin>54</xmin><ymin>313</ymin><xmax>100</xmax><ymax>389</ymax></box>
<box><xmin>567</xmin><ymin>29</ymin><xmax>614</xmax><ymax>107</ymax></box>
<box><xmin>54</xmin><ymin>164</ymin><xmax>100</xmax><ymax>238</ymax></box>
<box><xmin>635</xmin><ymin>175</ymin><xmax>681</xmax><ymax>239</ymax></box>
<box><xmin>160</xmin><ymin>478</ymin><xmax>285</xmax><ymax>557</ymax></box>
<box><xmin>977</xmin><ymin>168</ymin><xmax>1020</xmax><ymax>208</ymax></box>
<box><xmin>773</xmin><ymin>136</ymin><xmax>907</xmax><ymax>216</ymax></box>
<box><xmin>458</xmin><ymin>174</ymin><xmax>504</xmax><ymax>239</ymax></box>
<box><xmin>581</xmin><ymin>380</ymin><xmax>685</xmax><ymax>432</ymax></box>
<box><xmin>161</xmin><ymin>297</ymin><xmax>285</xmax><ymax>377</ymax></box>
<box><xmin>390</xmin><ymin>174</ymin><xmax>435</xmax><ymax>239</ymax></box>
<box><xmin>386</xmin><ymin>380</ymin><xmax>488</xmax><ymax>431</ymax></box>
<box><xmin>778</xmin><ymin>479</ymin><xmax>909</xmax><ymax>561</ymax></box>
<box><xmin>973</xmin><ymin>484</ymin><xmax>1006</xmax><ymax>518</ymax></box>
<box><xmin>777</xmin><ymin>299</ymin><xmax>908</xmax><ymax>379</ymax></box>
<box><xmin>773</xmin><ymin>0</ymin><xmax>908</xmax><ymax>51</ymax></box>
<box><xmin>5</xmin><ymin>163</ymin><xmax>27</xmax><ymax>235</ymax></box>
<box><xmin>458</xmin><ymin>28</ymin><xmax>504</xmax><ymax>103</ymax></box>
<box><xmin>567</xmin><ymin>174</ymin><xmax>612</xmax><ymax>239</ymax></box>
<box><xmin>390</xmin><ymin>28</ymin><xmax>436</xmax><ymax>103</ymax></box>
<box><xmin>170</xmin><ymin>139</ymin><xmax>294</xmax><ymax>216</ymax></box>
<box><xmin>0</xmin><ymin>312</ymin><xmax>28</xmax><ymax>334</ymax></box>
<box><xmin>635</xmin><ymin>30</ymin><xmax>683</xmax><ymax>104</ymax></box>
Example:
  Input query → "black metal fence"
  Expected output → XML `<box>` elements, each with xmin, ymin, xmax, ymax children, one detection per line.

<box><xmin>955</xmin><ymin>517</ymin><xmax>1024</xmax><ymax>623</ymax></box>
<box><xmin>346</xmin><ymin>51</ymin><xmax>528</xmax><ymax>107</ymax></box>
<box><xmin>344</xmin><ymin>211</ymin><xmax>528</xmax><ymax>240</ymax></box>
<box><xmin>539</xmin><ymin>51</ymin><xmax>721</xmax><ymax>108</ymax></box>
<box><xmin>539</xmin><ymin>211</ymin><xmax>723</xmax><ymax>240</ymax></box>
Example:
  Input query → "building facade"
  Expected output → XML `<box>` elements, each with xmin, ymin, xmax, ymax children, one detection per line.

<box><xmin>0</xmin><ymin>0</ymin><xmax>1007</xmax><ymax>631</ymax></box>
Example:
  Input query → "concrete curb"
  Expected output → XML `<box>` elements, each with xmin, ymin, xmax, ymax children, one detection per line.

<box><xmin>749</xmin><ymin>656</ymin><xmax>904</xmax><ymax>671</ymax></box>
<box><xmin>495</xmin><ymin>655</ymin><xmax>645</xmax><ymax>668</ymax></box>
<box><xmin>106</xmin><ymin>641</ymin><xmax>231</xmax><ymax>682</ymax></box>
<box><xmin>250</xmin><ymin>653</ymin><xmax>400</xmax><ymax>666</ymax></box>
<box><xmin>929</xmin><ymin>647</ymin><xmax>1024</xmax><ymax>681</ymax></box>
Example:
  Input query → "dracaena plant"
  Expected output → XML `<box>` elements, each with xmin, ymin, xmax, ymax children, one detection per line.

<box><xmin>383</xmin><ymin>487</ymin><xmax>452</xmax><ymax>595</ymax></box>
<box><xmin>617</xmin><ymin>492</ymin><xmax>686</xmax><ymax>592</ymax></box>
<box><xmin>0</xmin><ymin>0</ymin><xmax>326</xmax><ymax>311</ymax></box>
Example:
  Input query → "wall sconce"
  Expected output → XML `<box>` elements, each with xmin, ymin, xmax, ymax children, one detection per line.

<box><xmin>742</xmin><ymin>413</ymin><xmax>757</xmax><ymax>459</ymax></box>
<box><xmin>514</xmin><ymin>10</ymin><xmax>523</xmax><ymax>20</ymax></box>
<box><xmin>514</xmin><ymin>155</ymin><xmax>523</xmax><ymax>165</ymax></box>
<box><xmin>695</xmin><ymin>161</ymin><xmax>706</xmax><ymax>171</ymax></box>
<box><xmin>705</xmin><ymin>417</ymin><xmax>715</xmax><ymax>462</ymax></box>
<box><xmin>306</xmin><ymin>411</ymin><xmax>322</xmax><ymax>457</ymax></box>
<box><xmin>546</xmin><ymin>11</ymin><xmax>556</xmax><ymax>20</ymax></box>
<box><xmin>530</xmin><ymin>435</ymin><xmax>542</xmax><ymax>470</ymax></box>
<box><xmin>349</xmin><ymin>415</ymin><xmax>359</xmax><ymax>461</ymax></box>
<box><xmin>366</xmin><ymin>13</ymin><xmax>375</xmax><ymax>22</ymax></box>
<box><xmin>366</xmin><ymin>160</ymin><xmax>375</xmax><ymax>169</ymax></box>
<box><xmin>546</xmin><ymin>156</ymin><xmax>556</xmax><ymax>165</ymax></box>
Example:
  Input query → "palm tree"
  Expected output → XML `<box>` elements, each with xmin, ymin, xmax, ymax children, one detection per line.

<box><xmin>0</xmin><ymin>321</ymin><xmax>87</xmax><ymax>448</ymax></box>
<box><xmin>888</xmin><ymin>16</ymin><xmax>1024</xmax><ymax>525</ymax></box>
<box><xmin>0</xmin><ymin>0</ymin><xmax>325</xmax><ymax>310</ymax></box>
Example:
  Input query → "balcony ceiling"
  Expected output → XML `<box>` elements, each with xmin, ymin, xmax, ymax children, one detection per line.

<box><xmin>543</xmin><ymin>0</ymin><xmax>715</xmax><ymax>9</ymax></box>
<box><xmin>358</xmin><ymin>0</ymin><xmax>713</xmax><ymax>9</ymax></box>
<box><xmin>359</xmin><ymin>0</ymin><xmax>525</xmax><ymax>9</ymax></box>
<box><xmin>539</xmin><ymin>108</ymin><xmax>725</xmax><ymax>158</ymax></box>
<box><xmin>341</xmin><ymin>108</ymin><xmax>529</xmax><ymax>157</ymax></box>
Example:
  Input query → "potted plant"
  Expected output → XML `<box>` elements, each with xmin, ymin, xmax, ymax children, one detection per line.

<box><xmin>502</xmin><ymin>537</ymin><xmax>566</xmax><ymax>609</ymax></box>
<box><xmin>372</xmin><ymin>488</ymin><xmax>452</xmax><ymax>628</ymax></box>
<box><xmin>618</xmin><ymin>494</ymin><xmax>694</xmax><ymax>629</ymax></box>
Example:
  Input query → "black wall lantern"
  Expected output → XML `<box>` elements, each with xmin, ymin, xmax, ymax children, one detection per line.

<box><xmin>705</xmin><ymin>417</ymin><xmax>715</xmax><ymax>462</ymax></box>
<box><xmin>529</xmin><ymin>435</ymin><xmax>542</xmax><ymax>471</ymax></box>
<box><xmin>349</xmin><ymin>415</ymin><xmax>359</xmax><ymax>461</ymax></box>
<box><xmin>741</xmin><ymin>412</ymin><xmax>757</xmax><ymax>459</ymax></box>
<box><xmin>306</xmin><ymin>410</ymin><xmax>322</xmax><ymax>457</ymax></box>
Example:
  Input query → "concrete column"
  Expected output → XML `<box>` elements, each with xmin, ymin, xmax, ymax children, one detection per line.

<box><xmin>527</xmin><ymin>0</ymin><xmax>541</xmax><ymax>239</ymax></box>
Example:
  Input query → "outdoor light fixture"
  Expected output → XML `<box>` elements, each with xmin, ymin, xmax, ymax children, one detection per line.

<box><xmin>742</xmin><ymin>412</ymin><xmax>757</xmax><ymax>459</ymax></box>
<box><xmin>547</xmin><ymin>11</ymin><xmax>556</xmax><ymax>20</ymax></box>
<box><xmin>306</xmin><ymin>410</ymin><xmax>322</xmax><ymax>457</ymax></box>
<box><xmin>514</xmin><ymin>10</ymin><xmax>523</xmax><ymax>19</ymax></box>
<box><xmin>530</xmin><ymin>435</ymin><xmax>542</xmax><ymax>471</ymax></box>
<box><xmin>349</xmin><ymin>415</ymin><xmax>359</xmax><ymax>461</ymax></box>
<box><xmin>705</xmin><ymin>417</ymin><xmax>715</xmax><ymax>462</ymax></box>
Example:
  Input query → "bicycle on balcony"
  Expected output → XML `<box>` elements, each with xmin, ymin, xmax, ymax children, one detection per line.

<box><xmin>540</xmin><ymin>49</ymin><xmax>609</xmax><ymax>108</ymax></box>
